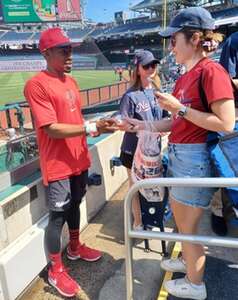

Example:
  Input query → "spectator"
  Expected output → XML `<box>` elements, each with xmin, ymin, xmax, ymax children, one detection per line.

<box><xmin>119</xmin><ymin>50</ymin><xmax>163</xmax><ymax>230</ymax></box>
<box><xmin>24</xmin><ymin>28</ymin><xmax>113</xmax><ymax>298</ymax></box>
<box><xmin>210</xmin><ymin>32</ymin><xmax>238</xmax><ymax>236</ymax></box>
<box><xmin>120</xmin><ymin>7</ymin><xmax>235</xmax><ymax>299</ymax></box>
<box><xmin>118</xmin><ymin>67</ymin><xmax>123</xmax><ymax>81</ymax></box>
<box><xmin>220</xmin><ymin>32</ymin><xmax>238</xmax><ymax>85</ymax></box>
<box><xmin>128</xmin><ymin>64</ymin><xmax>132</xmax><ymax>79</ymax></box>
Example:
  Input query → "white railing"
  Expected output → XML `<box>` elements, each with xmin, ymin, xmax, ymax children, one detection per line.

<box><xmin>124</xmin><ymin>177</ymin><xmax>238</xmax><ymax>300</ymax></box>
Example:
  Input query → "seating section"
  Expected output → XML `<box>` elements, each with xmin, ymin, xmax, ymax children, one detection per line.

<box><xmin>0</xmin><ymin>18</ymin><xmax>161</xmax><ymax>45</ymax></box>
<box><xmin>211</xmin><ymin>6</ymin><xmax>238</xmax><ymax>19</ymax></box>
<box><xmin>0</xmin><ymin>6</ymin><xmax>237</xmax><ymax>45</ymax></box>
<box><xmin>67</xmin><ymin>28</ymin><xmax>92</xmax><ymax>39</ymax></box>
<box><xmin>90</xmin><ymin>28</ymin><xmax>107</xmax><ymax>37</ymax></box>
<box><xmin>90</xmin><ymin>20</ymin><xmax>160</xmax><ymax>39</ymax></box>
<box><xmin>0</xmin><ymin>28</ymin><xmax>92</xmax><ymax>45</ymax></box>
<box><xmin>0</xmin><ymin>49</ymin><xmax>42</xmax><ymax>61</ymax></box>
<box><xmin>1</xmin><ymin>31</ymin><xmax>33</xmax><ymax>42</ymax></box>
<box><xmin>30</xmin><ymin>32</ymin><xmax>41</xmax><ymax>42</ymax></box>
<box><xmin>131</xmin><ymin>0</ymin><xmax>160</xmax><ymax>10</ymax></box>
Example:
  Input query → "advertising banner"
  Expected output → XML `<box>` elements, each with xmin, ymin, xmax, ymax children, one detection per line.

<box><xmin>73</xmin><ymin>61</ymin><xmax>96</xmax><ymax>70</ymax></box>
<box><xmin>0</xmin><ymin>60</ymin><xmax>46</xmax><ymax>72</ymax></box>
<box><xmin>57</xmin><ymin>0</ymin><xmax>81</xmax><ymax>21</ymax></box>
<box><xmin>2</xmin><ymin>0</ymin><xmax>57</xmax><ymax>23</ymax></box>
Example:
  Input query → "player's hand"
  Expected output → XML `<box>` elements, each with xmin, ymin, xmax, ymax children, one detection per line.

<box><xmin>96</xmin><ymin>118</ymin><xmax>119</xmax><ymax>133</ymax></box>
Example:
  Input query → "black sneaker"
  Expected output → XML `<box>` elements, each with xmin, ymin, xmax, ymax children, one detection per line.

<box><xmin>211</xmin><ymin>213</ymin><xmax>228</xmax><ymax>236</ymax></box>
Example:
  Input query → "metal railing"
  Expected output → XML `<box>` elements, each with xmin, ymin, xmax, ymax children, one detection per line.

<box><xmin>124</xmin><ymin>177</ymin><xmax>238</xmax><ymax>300</ymax></box>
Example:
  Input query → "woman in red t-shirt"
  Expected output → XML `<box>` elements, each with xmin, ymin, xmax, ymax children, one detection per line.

<box><xmin>120</xmin><ymin>7</ymin><xmax>235</xmax><ymax>300</ymax></box>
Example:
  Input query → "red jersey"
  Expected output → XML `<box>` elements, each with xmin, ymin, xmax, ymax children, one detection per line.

<box><xmin>24</xmin><ymin>71</ymin><xmax>91</xmax><ymax>185</ymax></box>
<box><xmin>169</xmin><ymin>58</ymin><xmax>234</xmax><ymax>144</ymax></box>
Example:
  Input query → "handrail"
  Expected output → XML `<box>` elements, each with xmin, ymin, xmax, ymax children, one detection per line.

<box><xmin>124</xmin><ymin>177</ymin><xmax>238</xmax><ymax>300</ymax></box>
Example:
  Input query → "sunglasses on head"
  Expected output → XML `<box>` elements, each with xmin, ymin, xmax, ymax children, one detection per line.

<box><xmin>142</xmin><ymin>62</ymin><xmax>157</xmax><ymax>70</ymax></box>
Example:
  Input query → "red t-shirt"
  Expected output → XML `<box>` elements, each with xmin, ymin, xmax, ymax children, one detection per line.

<box><xmin>169</xmin><ymin>58</ymin><xmax>234</xmax><ymax>144</ymax></box>
<box><xmin>24</xmin><ymin>71</ymin><xmax>91</xmax><ymax>185</ymax></box>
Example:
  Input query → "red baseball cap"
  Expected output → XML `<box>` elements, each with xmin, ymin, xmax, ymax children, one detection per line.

<box><xmin>39</xmin><ymin>27</ymin><xmax>80</xmax><ymax>52</ymax></box>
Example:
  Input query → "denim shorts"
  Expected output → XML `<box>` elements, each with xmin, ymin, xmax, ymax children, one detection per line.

<box><xmin>167</xmin><ymin>143</ymin><xmax>216</xmax><ymax>209</ymax></box>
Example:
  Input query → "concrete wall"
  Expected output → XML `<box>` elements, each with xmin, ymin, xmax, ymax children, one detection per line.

<box><xmin>0</xmin><ymin>131</ymin><xmax>128</xmax><ymax>300</ymax></box>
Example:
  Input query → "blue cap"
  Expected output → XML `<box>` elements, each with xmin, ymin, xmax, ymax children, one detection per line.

<box><xmin>133</xmin><ymin>50</ymin><xmax>159</xmax><ymax>66</ymax></box>
<box><xmin>159</xmin><ymin>7</ymin><xmax>215</xmax><ymax>38</ymax></box>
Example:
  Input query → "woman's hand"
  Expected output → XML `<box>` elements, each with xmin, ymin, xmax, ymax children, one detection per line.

<box><xmin>96</xmin><ymin>119</ymin><xmax>118</xmax><ymax>134</ymax></box>
<box><xmin>117</xmin><ymin>117</ymin><xmax>146</xmax><ymax>132</ymax></box>
<box><xmin>154</xmin><ymin>91</ymin><xmax>183</xmax><ymax>114</ymax></box>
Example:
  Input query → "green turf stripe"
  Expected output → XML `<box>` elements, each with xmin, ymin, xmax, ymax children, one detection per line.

<box><xmin>0</xmin><ymin>70</ymin><xmax>119</xmax><ymax>104</ymax></box>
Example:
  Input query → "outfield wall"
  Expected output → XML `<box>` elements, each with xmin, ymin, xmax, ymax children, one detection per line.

<box><xmin>0</xmin><ymin>60</ymin><xmax>46</xmax><ymax>72</ymax></box>
<box><xmin>0</xmin><ymin>81</ymin><xmax>130</xmax><ymax>129</ymax></box>
<box><xmin>0</xmin><ymin>57</ymin><xmax>97</xmax><ymax>72</ymax></box>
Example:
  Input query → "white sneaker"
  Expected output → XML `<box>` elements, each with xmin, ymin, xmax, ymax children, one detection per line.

<box><xmin>160</xmin><ymin>256</ymin><xmax>186</xmax><ymax>273</ymax></box>
<box><xmin>164</xmin><ymin>277</ymin><xmax>207</xmax><ymax>300</ymax></box>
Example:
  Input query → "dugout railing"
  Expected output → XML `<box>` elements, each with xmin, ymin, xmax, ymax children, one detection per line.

<box><xmin>124</xmin><ymin>177</ymin><xmax>238</xmax><ymax>300</ymax></box>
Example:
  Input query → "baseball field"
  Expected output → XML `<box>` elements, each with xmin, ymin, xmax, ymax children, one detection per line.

<box><xmin>0</xmin><ymin>70</ymin><xmax>121</xmax><ymax>105</ymax></box>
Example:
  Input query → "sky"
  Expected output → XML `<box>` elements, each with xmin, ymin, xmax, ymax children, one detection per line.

<box><xmin>85</xmin><ymin>0</ymin><xmax>140</xmax><ymax>23</ymax></box>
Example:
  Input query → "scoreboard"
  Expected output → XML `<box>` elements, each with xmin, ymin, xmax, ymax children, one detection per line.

<box><xmin>1</xmin><ymin>0</ymin><xmax>81</xmax><ymax>23</ymax></box>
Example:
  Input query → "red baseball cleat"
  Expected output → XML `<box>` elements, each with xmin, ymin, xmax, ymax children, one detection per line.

<box><xmin>48</xmin><ymin>267</ymin><xmax>80</xmax><ymax>298</ymax></box>
<box><xmin>67</xmin><ymin>243</ymin><xmax>102</xmax><ymax>262</ymax></box>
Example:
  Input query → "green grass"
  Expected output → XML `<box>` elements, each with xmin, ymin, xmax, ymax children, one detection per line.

<box><xmin>0</xmin><ymin>70</ymin><xmax>119</xmax><ymax>105</ymax></box>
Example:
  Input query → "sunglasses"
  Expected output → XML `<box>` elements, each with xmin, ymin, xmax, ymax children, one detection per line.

<box><xmin>142</xmin><ymin>62</ymin><xmax>157</xmax><ymax>70</ymax></box>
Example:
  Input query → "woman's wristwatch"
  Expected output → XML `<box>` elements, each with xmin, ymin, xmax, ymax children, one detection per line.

<box><xmin>177</xmin><ymin>105</ymin><xmax>188</xmax><ymax>117</ymax></box>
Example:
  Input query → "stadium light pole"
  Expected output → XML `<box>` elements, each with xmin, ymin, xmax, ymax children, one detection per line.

<box><xmin>163</xmin><ymin>0</ymin><xmax>167</xmax><ymax>56</ymax></box>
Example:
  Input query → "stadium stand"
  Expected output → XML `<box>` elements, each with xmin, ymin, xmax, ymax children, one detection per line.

<box><xmin>67</xmin><ymin>28</ymin><xmax>93</xmax><ymax>40</ymax></box>
<box><xmin>90</xmin><ymin>28</ymin><xmax>108</xmax><ymax>38</ymax></box>
<box><xmin>0</xmin><ymin>27</ymin><xmax>95</xmax><ymax>46</ymax></box>
<box><xmin>211</xmin><ymin>6</ymin><xmax>238</xmax><ymax>19</ymax></box>
<box><xmin>94</xmin><ymin>20</ymin><xmax>160</xmax><ymax>38</ymax></box>
<box><xmin>30</xmin><ymin>32</ymin><xmax>41</xmax><ymax>43</ymax></box>
<box><xmin>0</xmin><ymin>31</ymin><xmax>7</xmax><ymax>39</ymax></box>
<box><xmin>0</xmin><ymin>0</ymin><xmax>238</xmax><ymax>70</ymax></box>
<box><xmin>131</xmin><ymin>0</ymin><xmax>165</xmax><ymax>11</ymax></box>
<box><xmin>89</xmin><ymin>18</ymin><xmax>161</xmax><ymax>43</ymax></box>
<box><xmin>0</xmin><ymin>31</ymin><xmax>33</xmax><ymax>43</ymax></box>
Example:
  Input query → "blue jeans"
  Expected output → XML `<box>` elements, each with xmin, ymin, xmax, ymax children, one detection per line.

<box><xmin>167</xmin><ymin>143</ymin><xmax>215</xmax><ymax>209</ymax></box>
